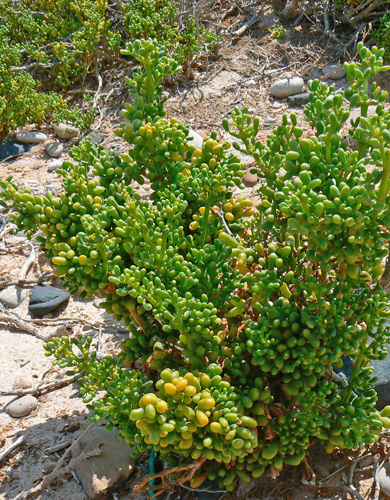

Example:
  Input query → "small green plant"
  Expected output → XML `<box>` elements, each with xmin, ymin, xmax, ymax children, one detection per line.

<box><xmin>268</xmin><ymin>24</ymin><xmax>286</xmax><ymax>40</ymax></box>
<box><xmin>2</xmin><ymin>41</ymin><xmax>390</xmax><ymax>493</ymax></box>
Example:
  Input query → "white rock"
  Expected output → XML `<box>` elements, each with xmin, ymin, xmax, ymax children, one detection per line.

<box><xmin>244</xmin><ymin>79</ymin><xmax>257</xmax><ymax>88</ymax></box>
<box><xmin>378</xmin><ymin>463</ymin><xmax>390</xmax><ymax>496</ymax></box>
<box><xmin>53</xmin><ymin>123</ymin><xmax>79</xmax><ymax>140</ymax></box>
<box><xmin>45</xmin><ymin>141</ymin><xmax>63</xmax><ymax>158</ymax></box>
<box><xmin>322</xmin><ymin>62</ymin><xmax>346</xmax><ymax>80</ymax></box>
<box><xmin>16</xmin><ymin>131</ymin><xmax>48</xmax><ymax>144</ymax></box>
<box><xmin>6</xmin><ymin>395</ymin><xmax>38</xmax><ymax>418</ymax></box>
<box><xmin>0</xmin><ymin>286</ymin><xmax>27</xmax><ymax>308</ymax></box>
<box><xmin>187</xmin><ymin>129</ymin><xmax>204</xmax><ymax>150</ymax></box>
<box><xmin>47</xmin><ymin>160</ymin><xmax>63</xmax><ymax>172</ymax></box>
<box><xmin>270</xmin><ymin>77</ymin><xmax>304</xmax><ymax>98</ymax></box>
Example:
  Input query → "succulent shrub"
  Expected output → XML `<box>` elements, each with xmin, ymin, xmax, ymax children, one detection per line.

<box><xmin>373</xmin><ymin>12</ymin><xmax>390</xmax><ymax>61</ymax></box>
<box><xmin>2</xmin><ymin>40</ymin><xmax>390</xmax><ymax>491</ymax></box>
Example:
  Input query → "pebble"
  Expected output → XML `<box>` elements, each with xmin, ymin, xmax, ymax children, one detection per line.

<box><xmin>88</xmin><ymin>131</ymin><xmax>105</xmax><ymax>144</ymax></box>
<box><xmin>0</xmin><ymin>141</ymin><xmax>29</xmax><ymax>160</ymax></box>
<box><xmin>6</xmin><ymin>395</ymin><xmax>38</xmax><ymax>418</ymax></box>
<box><xmin>322</xmin><ymin>62</ymin><xmax>346</xmax><ymax>80</ymax></box>
<box><xmin>242</xmin><ymin>171</ymin><xmax>259</xmax><ymax>187</ymax></box>
<box><xmin>188</xmin><ymin>129</ymin><xmax>204</xmax><ymax>150</ymax></box>
<box><xmin>270</xmin><ymin>77</ymin><xmax>304</xmax><ymax>98</ymax></box>
<box><xmin>264</xmin><ymin>116</ymin><xmax>277</xmax><ymax>127</ymax></box>
<box><xmin>287</xmin><ymin>92</ymin><xmax>310</xmax><ymax>107</ymax></box>
<box><xmin>47</xmin><ymin>160</ymin><xmax>63</xmax><ymax>172</ymax></box>
<box><xmin>28</xmin><ymin>284</ymin><xmax>70</xmax><ymax>317</ymax></box>
<box><xmin>93</xmin><ymin>298</ymin><xmax>103</xmax><ymax>308</ymax></box>
<box><xmin>244</xmin><ymin>79</ymin><xmax>257</xmax><ymax>88</ymax></box>
<box><xmin>0</xmin><ymin>286</ymin><xmax>27</xmax><ymax>308</ymax></box>
<box><xmin>53</xmin><ymin>123</ymin><xmax>79</xmax><ymax>140</ymax></box>
<box><xmin>44</xmin><ymin>141</ymin><xmax>63</xmax><ymax>158</ymax></box>
<box><xmin>15</xmin><ymin>131</ymin><xmax>48</xmax><ymax>144</ymax></box>
<box><xmin>72</xmin><ymin>425</ymin><xmax>136</xmax><ymax>499</ymax></box>
<box><xmin>378</xmin><ymin>463</ymin><xmax>390</xmax><ymax>496</ymax></box>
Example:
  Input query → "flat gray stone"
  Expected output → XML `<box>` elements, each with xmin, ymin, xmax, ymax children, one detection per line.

<box><xmin>53</xmin><ymin>123</ymin><xmax>79</xmax><ymax>140</ymax></box>
<box><xmin>270</xmin><ymin>77</ymin><xmax>304</xmax><ymax>99</ymax></box>
<box><xmin>47</xmin><ymin>160</ymin><xmax>63</xmax><ymax>172</ymax></box>
<box><xmin>264</xmin><ymin>116</ymin><xmax>277</xmax><ymax>127</ymax></box>
<box><xmin>188</xmin><ymin>129</ymin><xmax>204</xmax><ymax>150</ymax></box>
<box><xmin>378</xmin><ymin>463</ymin><xmax>390</xmax><ymax>496</ymax></box>
<box><xmin>322</xmin><ymin>62</ymin><xmax>346</xmax><ymax>80</ymax></box>
<box><xmin>28</xmin><ymin>284</ymin><xmax>70</xmax><ymax>317</ymax></box>
<box><xmin>15</xmin><ymin>131</ymin><xmax>47</xmax><ymax>144</ymax></box>
<box><xmin>6</xmin><ymin>395</ymin><xmax>38</xmax><ymax>418</ymax></box>
<box><xmin>0</xmin><ymin>286</ymin><xmax>27</xmax><ymax>308</ymax></box>
<box><xmin>288</xmin><ymin>92</ymin><xmax>310</xmax><ymax>107</ymax></box>
<box><xmin>0</xmin><ymin>141</ymin><xmax>29</xmax><ymax>160</ymax></box>
<box><xmin>242</xmin><ymin>171</ymin><xmax>259</xmax><ymax>187</ymax></box>
<box><xmin>45</xmin><ymin>141</ymin><xmax>63</xmax><ymax>158</ymax></box>
<box><xmin>88</xmin><ymin>131</ymin><xmax>105</xmax><ymax>145</ymax></box>
<box><xmin>72</xmin><ymin>425</ymin><xmax>136</xmax><ymax>500</ymax></box>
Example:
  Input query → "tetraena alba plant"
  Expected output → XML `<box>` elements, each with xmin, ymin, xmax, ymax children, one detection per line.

<box><xmin>2</xmin><ymin>40</ymin><xmax>390</xmax><ymax>491</ymax></box>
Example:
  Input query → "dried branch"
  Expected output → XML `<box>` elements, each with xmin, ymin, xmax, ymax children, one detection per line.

<box><xmin>0</xmin><ymin>436</ymin><xmax>25</xmax><ymax>464</ymax></box>
<box><xmin>18</xmin><ymin>242</ymin><xmax>36</xmax><ymax>284</ymax></box>
<box><xmin>0</xmin><ymin>372</ymin><xmax>83</xmax><ymax>397</ymax></box>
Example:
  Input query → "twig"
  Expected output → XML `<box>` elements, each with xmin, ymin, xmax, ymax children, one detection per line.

<box><xmin>134</xmin><ymin>457</ymin><xmax>207</xmax><ymax>494</ymax></box>
<box><xmin>0</xmin><ymin>304</ymin><xmax>45</xmax><ymax>339</ymax></box>
<box><xmin>44</xmin><ymin>440</ymin><xmax>72</xmax><ymax>454</ymax></box>
<box><xmin>1</xmin><ymin>372</ymin><xmax>84</xmax><ymax>397</ymax></box>
<box><xmin>18</xmin><ymin>242</ymin><xmax>36</xmax><ymax>284</ymax></box>
<box><xmin>0</xmin><ymin>436</ymin><xmax>25</xmax><ymax>464</ymax></box>
<box><xmin>234</xmin><ymin>6</ymin><xmax>259</xmax><ymax>37</ymax></box>
<box><xmin>345</xmin><ymin>485</ymin><xmax>365</xmax><ymax>500</ymax></box>
<box><xmin>0</xmin><ymin>272</ymin><xmax>54</xmax><ymax>289</ymax></box>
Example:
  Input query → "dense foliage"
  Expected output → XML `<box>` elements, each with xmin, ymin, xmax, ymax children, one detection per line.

<box><xmin>0</xmin><ymin>0</ymin><xmax>220</xmax><ymax>138</ymax></box>
<box><xmin>2</xmin><ymin>38</ymin><xmax>390</xmax><ymax>492</ymax></box>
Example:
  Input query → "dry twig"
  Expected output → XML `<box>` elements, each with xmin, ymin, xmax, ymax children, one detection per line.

<box><xmin>1</xmin><ymin>372</ymin><xmax>84</xmax><ymax>397</ymax></box>
<box><xmin>0</xmin><ymin>436</ymin><xmax>25</xmax><ymax>464</ymax></box>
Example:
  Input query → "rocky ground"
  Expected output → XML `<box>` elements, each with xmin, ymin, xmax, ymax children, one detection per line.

<box><xmin>2</xmin><ymin>3</ymin><xmax>390</xmax><ymax>500</ymax></box>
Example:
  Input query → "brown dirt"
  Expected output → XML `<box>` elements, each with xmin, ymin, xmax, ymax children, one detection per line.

<box><xmin>1</xmin><ymin>2</ymin><xmax>390</xmax><ymax>499</ymax></box>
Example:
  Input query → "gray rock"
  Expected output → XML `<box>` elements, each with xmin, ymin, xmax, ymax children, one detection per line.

<box><xmin>0</xmin><ymin>141</ymin><xmax>29</xmax><ymax>160</ymax></box>
<box><xmin>270</xmin><ymin>77</ymin><xmax>304</xmax><ymax>99</ymax></box>
<box><xmin>378</xmin><ymin>463</ymin><xmax>390</xmax><ymax>496</ymax></box>
<box><xmin>29</xmin><ymin>284</ymin><xmax>70</xmax><ymax>317</ymax></box>
<box><xmin>242</xmin><ymin>171</ymin><xmax>259</xmax><ymax>187</ymax></box>
<box><xmin>45</xmin><ymin>141</ymin><xmax>63</xmax><ymax>158</ymax></box>
<box><xmin>0</xmin><ymin>286</ymin><xmax>27</xmax><ymax>308</ymax></box>
<box><xmin>188</xmin><ymin>129</ymin><xmax>204</xmax><ymax>150</ymax></box>
<box><xmin>47</xmin><ymin>160</ymin><xmax>63</xmax><ymax>172</ymax></box>
<box><xmin>93</xmin><ymin>298</ymin><xmax>103</xmax><ymax>308</ymax></box>
<box><xmin>322</xmin><ymin>62</ymin><xmax>346</xmax><ymax>80</ymax></box>
<box><xmin>6</xmin><ymin>395</ymin><xmax>38</xmax><ymax>418</ymax></box>
<box><xmin>88</xmin><ymin>131</ymin><xmax>105</xmax><ymax>145</ymax></box>
<box><xmin>53</xmin><ymin>123</ymin><xmax>79</xmax><ymax>140</ymax></box>
<box><xmin>15</xmin><ymin>131</ymin><xmax>47</xmax><ymax>144</ymax></box>
<box><xmin>287</xmin><ymin>92</ymin><xmax>310</xmax><ymax>107</ymax></box>
<box><xmin>72</xmin><ymin>425</ymin><xmax>136</xmax><ymax>500</ymax></box>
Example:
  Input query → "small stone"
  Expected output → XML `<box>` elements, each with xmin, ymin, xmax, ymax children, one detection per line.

<box><xmin>6</xmin><ymin>395</ymin><xmax>38</xmax><ymax>418</ymax></box>
<box><xmin>287</xmin><ymin>92</ymin><xmax>310</xmax><ymax>107</ymax></box>
<box><xmin>188</xmin><ymin>129</ymin><xmax>204</xmax><ymax>150</ymax></box>
<box><xmin>88</xmin><ymin>131</ymin><xmax>105</xmax><ymax>145</ymax></box>
<box><xmin>15</xmin><ymin>131</ymin><xmax>48</xmax><ymax>144</ymax></box>
<box><xmin>322</xmin><ymin>62</ymin><xmax>346</xmax><ymax>80</ymax></box>
<box><xmin>12</xmin><ymin>377</ymin><xmax>33</xmax><ymax>390</ymax></box>
<box><xmin>72</xmin><ymin>425</ymin><xmax>137</xmax><ymax>500</ymax></box>
<box><xmin>53</xmin><ymin>123</ymin><xmax>79</xmax><ymax>140</ymax></box>
<box><xmin>0</xmin><ymin>141</ymin><xmax>29</xmax><ymax>160</ymax></box>
<box><xmin>244</xmin><ymin>79</ymin><xmax>257</xmax><ymax>88</ymax></box>
<box><xmin>28</xmin><ymin>284</ymin><xmax>70</xmax><ymax>317</ymax></box>
<box><xmin>378</xmin><ymin>463</ymin><xmax>390</xmax><ymax>496</ymax></box>
<box><xmin>270</xmin><ymin>77</ymin><xmax>304</xmax><ymax>99</ymax></box>
<box><xmin>93</xmin><ymin>298</ymin><xmax>103</xmax><ymax>308</ymax></box>
<box><xmin>264</xmin><ymin>116</ymin><xmax>277</xmax><ymax>127</ymax></box>
<box><xmin>44</xmin><ymin>141</ymin><xmax>63</xmax><ymax>158</ymax></box>
<box><xmin>47</xmin><ymin>160</ymin><xmax>63</xmax><ymax>172</ymax></box>
<box><xmin>242</xmin><ymin>171</ymin><xmax>259</xmax><ymax>187</ymax></box>
<box><xmin>0</xmin><ymin>286</ymin><xmax>27</xmax><ymax>308</ymax></box>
